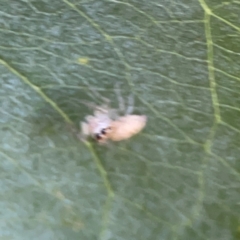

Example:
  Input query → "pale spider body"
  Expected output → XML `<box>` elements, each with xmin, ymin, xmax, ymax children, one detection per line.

<box><xmin>80</xmin><ymin>86</ymin><xmax>147</xmax><ymax>143</ymax></box>
<box><xmin>80</xmin><ymin>106</ymin><xmax>113</xmax><ymax>142</ymax></box>
<box><xmin>105</xmin><ymin>115</ymin><xmax>147</xmax><ymax>141</ymax></box>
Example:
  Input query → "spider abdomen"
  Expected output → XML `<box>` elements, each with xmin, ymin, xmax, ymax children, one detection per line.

<box><xmin>108</xmin><ymin>115</ymin><xmax>147</xmax><ymax>141</ymax></box>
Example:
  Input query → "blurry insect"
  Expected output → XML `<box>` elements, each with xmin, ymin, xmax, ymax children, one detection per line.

<box><xmin>79</xmin><ymin>85</ymin><xmax>147</xmax><ymax>143</ymax></box>
<box><xmin>80</xmin><ymin>103</ymin><xmax>114</xmax><ymax>143</ymax></box>
<box><xmin>104</xmin><ymin>115</ymin><xmax>147</xmax><ymax>142</ymax></box>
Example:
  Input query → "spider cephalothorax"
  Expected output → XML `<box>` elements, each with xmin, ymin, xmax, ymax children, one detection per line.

<box><xmin>79</xmin><ymin>86</ymin><xmax>147</xmax><ymax>143</ymax></box>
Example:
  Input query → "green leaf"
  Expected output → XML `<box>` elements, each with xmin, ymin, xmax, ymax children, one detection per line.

<box><xmin>1</xmin><ymin>0</ymin><xmax>240</xmax><ymax>239</ymax></box>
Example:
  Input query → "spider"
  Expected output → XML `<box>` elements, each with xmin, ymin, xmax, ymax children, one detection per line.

<box><xmin>79</xmin><ymin>86</ymin><xmax>147</xmax><ymax>143</ymax></box>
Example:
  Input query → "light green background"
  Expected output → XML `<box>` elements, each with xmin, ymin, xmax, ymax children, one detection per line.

<box><xmin>0</xmin><ymin>0</ymin><xmax>240</xmax><ymax>239</ymax></box>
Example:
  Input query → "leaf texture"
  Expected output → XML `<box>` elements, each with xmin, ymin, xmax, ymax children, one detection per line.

<box><xmin>0</xmin><ymin>0</ymin><xmax>240</xmax><ymax>239</ymax></box>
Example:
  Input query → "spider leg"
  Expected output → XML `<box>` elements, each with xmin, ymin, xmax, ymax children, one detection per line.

<box><xmin>90</xmin><ymin>87</ymin><xmax>110</xmax><ymax>107</ymax></box>
<box><xmin>114</xmin><ymin>82</ymin><xmax>125</xmax><ymax>114</ymax></box>
<box><xmin>79</xmin><ymin>99</ymin><xmax>109</xmax><ymax>117</ymax></box>
<box><xmin>79</xmin><ymin>100</ymin><xmax>95</xmax><ymax>108</ymax></box>
<box><xmin>125</xmin><ymin>93</ymin><xmax>134</xmax><ymax>115</ymax></box>
<box><xmin>80</xmin><ymin>121</ymin><xmax>90</xmax><ymax>136</ymax></box>
<box><xmin>108</xmin><ymin>108</ymin><xmax>119</xmax><ymax>120</ymax></box>
<box><xmin>75</xmin><ymin>121</ymin><xmax>90</xmax><ymax>142</ymax></box>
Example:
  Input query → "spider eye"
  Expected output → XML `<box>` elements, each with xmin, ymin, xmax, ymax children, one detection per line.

<box><xmin>101</xmin><ymin>129</ymin><xmax>106</xmax><ymax>135</ymax></box>
<box><xmin>95</xmin><ymin>133</ymin><xmax>102</xmax><ymax>140</ymax></box>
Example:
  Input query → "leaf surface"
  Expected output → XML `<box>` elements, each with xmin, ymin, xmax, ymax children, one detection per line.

<box><xmin>1</xmin><ymin>0</ymin><xmax>240</xmax><ymax>239</ymax></box>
